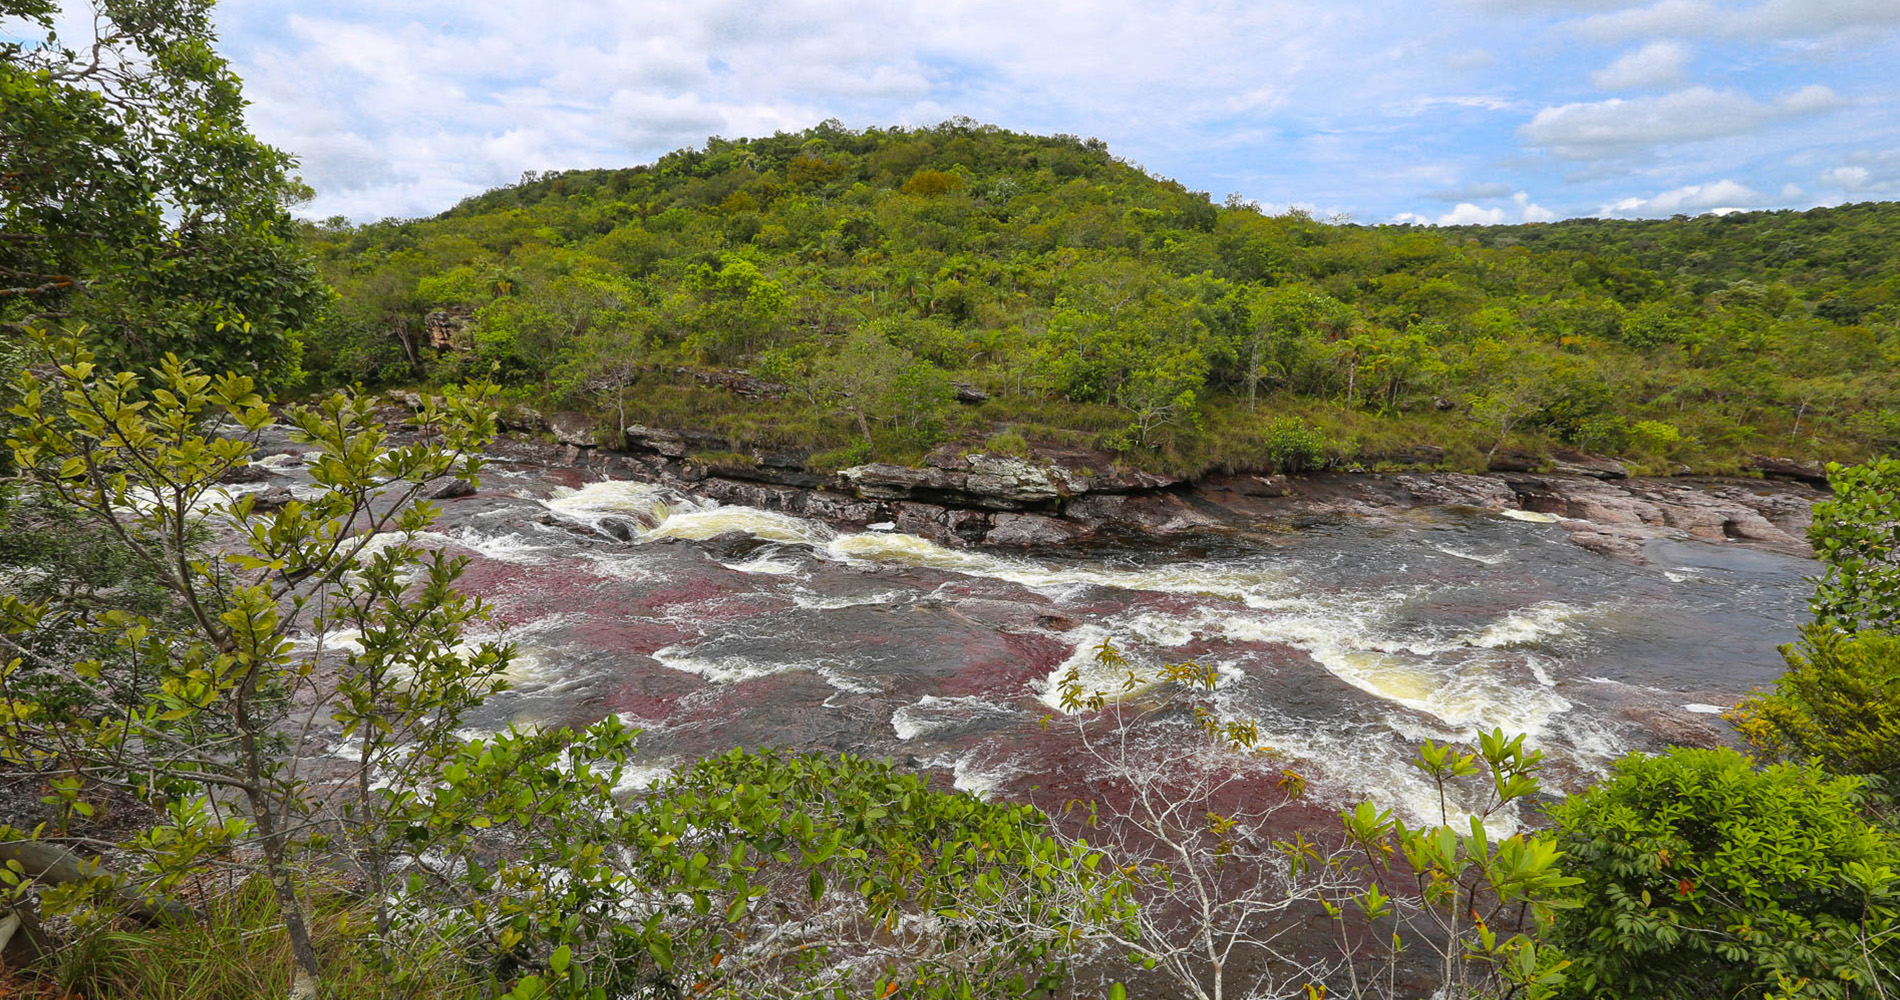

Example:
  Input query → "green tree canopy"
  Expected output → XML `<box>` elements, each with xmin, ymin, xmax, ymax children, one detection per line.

<box><xmin>1</xmin><ymin>0</ymin><xmax>325</xmax><ymax>386</ymax></box>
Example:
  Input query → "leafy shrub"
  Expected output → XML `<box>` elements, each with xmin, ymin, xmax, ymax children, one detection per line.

<box><xmin>1810</xmin><ymin>458</ymin><xmax>1900</xmax><ymax>634</ymax></box>
<box><xmin>1548</xmin><ymin>748</ymin><xmax>1900</xmax><ymax>999</ymax></box>
<box><xmin>1730</xmin><ymin>628</ymin><xmax>1900</xmax><ymax>786</ymax></box>
<box><xmin>1627</xmin><ymin>419</ymin><xmax>1683</xmax><ymax>455</ymax></box>
<box><xmin>1260</xmin><ymin>416</ymin><xmax>1329</xmax><ymax>473</ymax></box>
<box><xmin>810</xmin><ymin>437</ymin><xmax>874</xmax><ymax>473</ymax></box>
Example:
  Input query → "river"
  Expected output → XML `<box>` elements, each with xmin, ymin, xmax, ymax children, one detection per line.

<box><xmin>371</xmin><ymin>462</ymin><xmax>1818</xmax><ymax>827</ymax></box>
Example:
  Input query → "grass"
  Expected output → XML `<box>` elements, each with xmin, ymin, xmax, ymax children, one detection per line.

<box><xmin>16</xmin><ymin>879</ymin><xmax>482</xmax><ymax>1000</ymax></box>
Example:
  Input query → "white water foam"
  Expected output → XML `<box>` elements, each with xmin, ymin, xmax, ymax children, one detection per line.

<box><xmin>1500</xmin><ymin>509</ymin><xmax>1561</xmax><ymax>523</ymax></box>
<box><xmin>890</xmin><ymin>695</ymin><xmax>1025</xmax><ymax>741</ymax></box>
<box><xmin>544</xmin><ymin>480</ymin><xmax>834</xmax><ymax>546</ymax></box>
<box><xmin>790</xmin><ymin>588</ymin><xmax>910</xmax><ymax>610</ymax></box>
<box><xmin>827</xmin><ymin>531</ymin><xmax>1297</xmax><ymax>605</ymax></box>
<box><xmin>719</xmin><ymin>547</ymin><xmax>807</xmax><ymax>576</ymax></box>
<box><xmin>1434</xmin><ymin>543</ymin><xmax>1509</xmax><ymax>565</ymax></box>
<box><xmin>650</xmin><ymin>645</ymin><xmax>879</xmax><ymax>693</ymax></box>
<box><xmin>1468</xmin><ymin>601</ymin><xmax>1584</xmax><ymax>649</ymax></box>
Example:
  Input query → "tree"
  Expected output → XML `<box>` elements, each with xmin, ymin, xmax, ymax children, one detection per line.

<box><xmin>2</xmin><ymin>0</ymin><xmax>327</xmax><ymax>387</ymax></box>
<box><xmin>679</xmin><ymin>253</ymin><xmax>788</xmax><ymax>362</ymax></box>
<box><xmin>1808</xmin><ymin>458</ymin><xmax>1900</xmax><ymax>635</ymax></box>
<box><xmin>1329</xmin><ymin>731</ymin><xmax>1578</xmax><ymax>1000</ymax></box>
<box><xmin>1242</xmin><ymin>286</ymin><xmax>1354</xmax><ymax>409</ymax></box>
<box><xmin>555</xmin><ymin>317</ymin><xmax>653</xmax><ymax>438</ymax></box>
<box><xmin>1111</xmin><ymin>342</ymin><xmax>1207</xmax><ymax>450</ymax></box>
<box><xmin>1041</xmin><ymin>640</ymin><xmax>1350</xmax><ymax>1000</ymax></box>
<box><xmin>1547</xmin><ymin>748</ymin><xmax>1900</xmax><ymax>999</ymax></box>
<box><xmin>1730</xmin><ymin>628</ymin><xmax>1900</xmax><ymax>788</ymax></box>
<box><xmin>0</xmin><ymin>332</ymin><xmax>502</xmax><ymax>997</ymax></box>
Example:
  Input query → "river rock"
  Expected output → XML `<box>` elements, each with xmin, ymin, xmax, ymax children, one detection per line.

<box><xmin>498</xmin><ymin>404</ymin><xmax>547</xmax><ymax>433</ymax></box>
<box><xmin>1391</xmin><ymin>473</ymin><xmax>1518</xmax><ymax>508</ymax></box>
<box><xmin>622</xmin><ymin>424</ymin><xmax>689</xmax><ymax>458</ymax></box>
<box><xmin>1548</xmin><ymin>449</ymin><xmax>1628</xmax><ymax>480</ymax></box>
<box><xmin>841</xmin><ymin>459</ymin><xmax>1064</xmax><ymax>510</ymax></box>
<box><xmin>1486</xmin><ymin>451</ymin><xmax>1541</xmax><ymax>473</ymax></box>
<box><xmin>429</xmin><ymin>477</ymin><xmax>476</xmax><ymax>500</ymax></box>
<box><xmin>985</xmin><ymin>512</ymin><xmax>1081</xmax><ymax>546</ymax></box>
<box><xmin>250</xmin><ymin>486</ymin><xmax>296</xmax><ymax>511</ymax></box>
<box><xmin>549</xmin><ymin>411</ymin><xmax>600</xmax><ymax>447</ymax></box>
<box><xmin>1621</xmin><ymin>706</ymin><xmax>1725</xmax><ymax>749</ymax></box>
<box><xmin>218</xmin><ymin>463</ymin><xmax>275</xmax><ymax>484</ymax></box>
<box><xmin>1746</xmin><ymin>455</ymin><xmax>1831</xmax><ymax>486</ymax></box>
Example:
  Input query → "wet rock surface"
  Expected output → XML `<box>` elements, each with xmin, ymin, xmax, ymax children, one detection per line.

<box><xmin>241</xmin><ymin>419</ymin><xmax>1821</xmax><ymax>853</ymax></box>
<box><xmin>480</xmin><ymin>425</ymin><xmax>1827</xmax><ymax>565</ymax></box>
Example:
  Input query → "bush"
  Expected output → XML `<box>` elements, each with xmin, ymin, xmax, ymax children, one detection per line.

<box><xmin>1627</xmin><ymin>419</ymin><xmax>1683</xmax><ymax>455</ymax></box>
<box><xmin>1810</xmin><ymin>458</ymin><xmax>1900</xmax><ymax>634</ymax></box>
<box><xmin>810</xmin><ymin>437</ymin><xmax>874</xmax><ymax>472</ymax></box>
<box><xmin>1730</xmin><ymin>628</ymin><xmax>1900</xmax><ymax>786</ymax></box>
<box><xmin>985</xmin><ymin>430</ymin><xmax>1030</xmax><ymax>457</ymax></box>
<box><xmin>1548</xmin><ymin>747</ymin><xmax>1900</xmax><ymax>999</ymax></box>
<box><xmin>1260</xmin><ymin>416</ymin><xmax>1329</xmax><ymax>473</ymax></box>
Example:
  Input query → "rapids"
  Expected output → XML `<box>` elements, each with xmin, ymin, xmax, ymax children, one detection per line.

<box><xmin>336</xmin><ymin>468</ymin><xmax>1819</xmax><ymax>828</ymax></box>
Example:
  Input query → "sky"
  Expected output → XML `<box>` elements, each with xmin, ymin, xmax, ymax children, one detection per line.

<box><xmin>186</xmin><ymin>0</ymin><xmax>1900</xmax><ymax>224</ymax></box>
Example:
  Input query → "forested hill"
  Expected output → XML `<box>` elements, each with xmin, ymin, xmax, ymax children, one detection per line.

<box><xmin>301</xmin><ymin>121</ymin><xmax>1900</xmax><ymax>476</ymax></box>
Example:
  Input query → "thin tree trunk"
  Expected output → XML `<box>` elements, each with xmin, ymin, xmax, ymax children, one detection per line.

<box><xmin>236</xmin><ymin>677</ymin><xmax>321</xmax><ymax>996</ymax></box>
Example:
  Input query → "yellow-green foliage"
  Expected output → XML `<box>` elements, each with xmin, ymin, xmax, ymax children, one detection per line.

<box><xmin>1731</xmin><ymin>627</ymin><xmax>1900</xmax><ymax>781</ymax></box>
<box><xmin>300</xmin><ymin>122</ymin><xmax>1900</xmax><ymax>473</ymax></box>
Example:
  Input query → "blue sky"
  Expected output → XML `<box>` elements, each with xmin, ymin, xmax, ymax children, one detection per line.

<box><xmin>192</xmin><ymin>0</ymin><xmax>1900</xmax><ymax>224</ymax></box>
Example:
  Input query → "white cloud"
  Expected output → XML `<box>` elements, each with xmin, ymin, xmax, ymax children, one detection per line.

<box><xmin>1589</xmin><ymin>41</ymin><xmax>1689</xmax><ymax>90</ymax></box>
<box><xmin>1387</xmin><ymin>95</ymin><xmax>1521</xmax><ymax>115</ymax></box>
<box><xmin>1817</xmin><ymin>152</ymin><xmax>1900</xmax><ymax>193</ymax></box>
<box><xmin>184</xmin><ymin>0</ymin><xmax>1900</xmax><ymax>223</ymax></box>
<box><xmin>1519</xmin><ymin>85</ymin><xmax>1847</xmax><ymax>159</ymax></box>
<box><xmin>1515</xmin><ymin>191</ymin><xmax>1558</xmax><ymax>221</ymax></box>
<box><xmin>1440</xmin><ymin>202</ymin><xmax>1510</xmax><ymax>224</ymax></box>
<box><xmin>1445</xmin><ymin>48</ymin><xmax>1497</xmax><ymax>71</ymax></box>
<box><xmin>1393</xmin><ymin>192</ymin><xmax>1555</xmax><ymax>225</ymax></box>
<box><xmin>225</xmin><ymin>0</ymin><xmax>1394</xmax><ymax>219</ymax></box>
<box><xmin>1821</xmin><ymin>165</ymin><xmax>1872</xmax><ymax>189</ymax></box>
<box><xmin>1601</xmin><ymin>178</ymin><xmax>1769</xmax><ymax>215</ymax></box>
<box><xmin>1575</xmin><ymin>0</ymin><xmax>1900</xmax><ymax>43</ymax></box>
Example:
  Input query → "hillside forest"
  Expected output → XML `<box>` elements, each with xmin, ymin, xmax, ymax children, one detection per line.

<box><xmin>300</xmin><ymin>120</ymin><xmax>1900</xmax><ymax>476</ymax></box>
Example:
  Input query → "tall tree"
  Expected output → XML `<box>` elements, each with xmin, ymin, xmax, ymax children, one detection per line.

<box><xmin>1</xmin><ymin>0</ymin><xmax>325</xmax><ymax>387</ymax></box>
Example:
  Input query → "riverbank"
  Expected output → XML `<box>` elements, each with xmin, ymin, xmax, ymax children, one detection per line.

<box><xmin>465</xmin><ymin>411</ymin><xmax>1828</xmax><ymax>566</ymax></box>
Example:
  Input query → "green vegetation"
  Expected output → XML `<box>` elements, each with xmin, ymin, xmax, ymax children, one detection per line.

<box><xmin>298</xmin><ymin>122</ymin><xmax>1899</xmax><ymax>475</ymax></box>
<box><xmin>1806</xmin><ymin>458</ymin><xmax>1900</xmax><ymax>634</ymax></box>
<box><xmin>10</xmin><ymin>4</ymin><xmax>1900</xmax><ymax>998</ymax></box>
<box><xmin>0</xmin><ymin>339</ymin><xmax>1124</xmax><ymax>1000</ymax></box>
<box><xmin>1731</xmin><ymin>629</ymin><xmax>1900</xmax><ymax>787</ymax></box>
<box><xmin>1</xmin><ymin>0</ymin><xmax>326</xmax><ymax>389</ymax></box>
<box><xmin>1548</xmin><ymin>749</ymin><xmax>1899</xmax><ymax>998</ymax></box>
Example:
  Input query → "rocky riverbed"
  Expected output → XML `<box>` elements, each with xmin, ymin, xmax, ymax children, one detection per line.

<box><xmin>246</xmin><ymin>418</ymin><xmax>1826</xmax><ymax>831</ymax></box>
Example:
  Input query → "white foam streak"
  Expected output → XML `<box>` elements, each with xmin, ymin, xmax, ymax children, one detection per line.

<box><xmin>890</xmin><ymin>695</ymin><xmax>1022</xmax><ymax>741</ymax></box>
<box><xmin>650</xmin><ymin>645</ymin><xmax>878</xmax><ymax>693</ymax></box>
<box><xmin>543</xmin><ymin>480</ymin><xmax>833</xmax><ymax>545</ymax></box>
<box><xmin>827</xmin><ymin>532</ymin><xmax>1296</xmax><ymax>605</ymax></box>
<box><xmin>1434</xmin><ymin>544</ymin><xmax>1508</xmax><ymax>565</ymax></box>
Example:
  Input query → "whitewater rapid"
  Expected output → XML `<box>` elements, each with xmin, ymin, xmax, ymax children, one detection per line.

<box><xmin>477</xmin><ymin>479</ymin><xmax>1718</xmax><ymax>825</ymax></box>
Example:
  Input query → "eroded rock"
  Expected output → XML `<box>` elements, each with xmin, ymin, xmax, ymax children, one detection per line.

<box><xmin>549</xmin><ymin>411</ymin><xmax>600</xmax><ymax>447</ymax></box>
